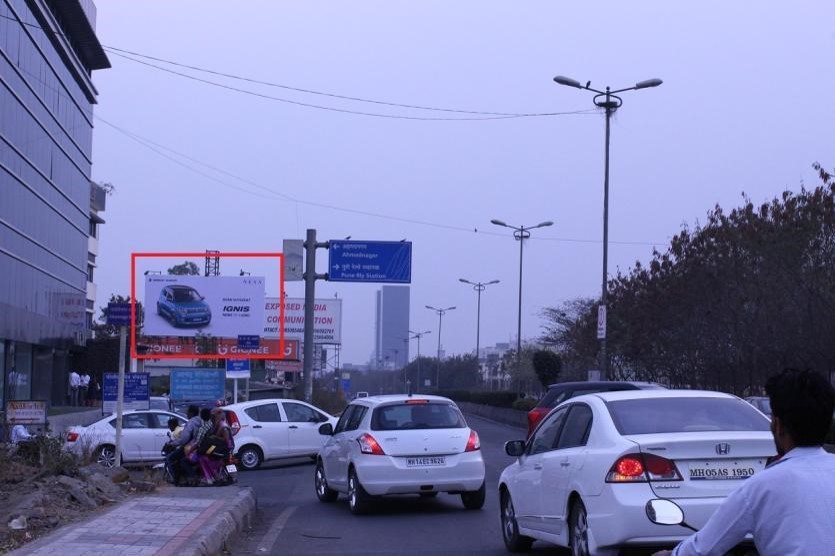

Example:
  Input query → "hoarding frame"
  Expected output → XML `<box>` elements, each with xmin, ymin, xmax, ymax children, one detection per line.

<box><xmin>131</xmin><ymin>252</ymin><xmax>285</xmax><ymax>360</ymax></box>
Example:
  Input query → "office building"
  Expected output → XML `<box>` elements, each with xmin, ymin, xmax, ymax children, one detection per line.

<box><xmin>374</xmin><ymin>286</ymin><xmax>410</xmax><ymax>369</ymax></box>
<box><xmin>1</xmin><ymin>0</ymin><xmax>109</xmax><ymax>407</ymax></box>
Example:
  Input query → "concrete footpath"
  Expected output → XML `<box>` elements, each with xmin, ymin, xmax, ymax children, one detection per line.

<box><xmin>10</xmin><ymin>486</ymin><xmax>256</xmax><ymax>556</ymax></box>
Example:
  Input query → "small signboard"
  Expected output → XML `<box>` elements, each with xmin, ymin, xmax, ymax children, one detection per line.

<box><xmin>170</xmin><ymin>369</ymin><xmax>226</xmax><ymax>401</ymax></box>
<box><xmin>237</xmin><ymin>335</ymin><xmax>260</xmax><ymax>350</ymax></box>
<box><xmin>106</xmin><ymin>303</ymin><xmax>132</xmax><ymax>326</ymax></box>
<box><xmin>226</xmin><ymin>359</ymin><xmax>251</xmax><ymax>379</ymax></box>
<box><xmin>103</xmin><ymin>372</ymin><xmax>150</xmax><ymax>414</ymax></box>
<box><xmin>283</xmin><ymin>239</ymin><xmax>304</xmax><ymax>282</ymax></box>
<box><xmin>6</xmin><ymin>400</ymin><xmax>47</xmax><ymax>425</ymax></box>
<box><xmin>328</xmin><ymin>240</ymin><xmax>412</xmax><ymax>283</ymax></box>
<box><xmin>597</xmin><ymin>305</ymin><xmax>607</xmax><ymax>340</ymax></box>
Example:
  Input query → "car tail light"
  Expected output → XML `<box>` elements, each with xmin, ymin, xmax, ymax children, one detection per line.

<box><xmin>66</xmin><ymin>431</ymin><xmax>79</xmax><ymax>442</ymax></box>
<box><xmin>606</xmin><ymin>453</ymin><xmax>682</xmax><ymax>483</ymax></box>
<box><xmin>527</xmin><ymin>407</ymin><xmax>549</xmax><ymax>437</ymax></box>
<box><xmin>404</xmin><ymin>399</ymin><xmax>429</xmax><ymax>405</ymax></box>
<box><xmin>226</xmin><ymin>411</ymin><xmax>241</xmax><ymax>436</ymax></box>
<box><xmin>357</xmin><ymin>433</ymin><xmax>385</xmax><ymax>455</ymax></box>
<box><xmin>465</xmin><ymin>430</ymin><xmax>480</xmax><ymax>452</ymax></box>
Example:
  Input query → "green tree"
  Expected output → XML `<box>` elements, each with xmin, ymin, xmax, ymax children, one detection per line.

<box><xmin>532</xmin><ymin>350</ymin><xmax>562</xmax><ymax>388</ymax></box>
<box><xmin>167</xmin><ymin>261</ymin><xmax>200</xmax><ymax>275</ymax></box>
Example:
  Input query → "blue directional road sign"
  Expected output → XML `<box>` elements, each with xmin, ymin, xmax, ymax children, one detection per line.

<box><xmin>106</xmin><ymin>303</ymin><xmax>131</xmax><ymax>326</ymax></box>
<box><xmin>328</xmin><ymin>240</ymin><xmax>412</xmax><ymax>283</ymax></box>
<box><xmin>226</xmin><ymin>359</ymin><xmax>251</xmax><ymax>379</ymax></box>
<box><xmin>103</xmin><ymin>372</ymin><xmax>150</xmax><ymax>414</ymax></box>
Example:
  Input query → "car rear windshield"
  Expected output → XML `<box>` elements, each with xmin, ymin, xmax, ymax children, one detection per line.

<box><xmin>371</xmin><ymin>402</ymin><xmax>466</xmax><ymax>431</ymax></box>
<box><xmin>608</xmin><ymin>398</ymin><xmax>771</xmax><ymax>435</ymax></box>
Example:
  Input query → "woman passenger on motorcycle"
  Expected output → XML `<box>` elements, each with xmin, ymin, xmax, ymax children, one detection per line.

<box><xmin>197</xmin><ymin>407</ymin><xmax>234</xmax><ymax>486</ymax></box>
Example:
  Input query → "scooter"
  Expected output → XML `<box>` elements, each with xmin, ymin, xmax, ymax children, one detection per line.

<box><xmin>646</xmin><ymin>499</ymin><xmax>759</xmax><ymax>556</ymax></box>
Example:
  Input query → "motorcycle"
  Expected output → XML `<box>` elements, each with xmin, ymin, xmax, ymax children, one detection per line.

<box><xmin>646</xmin><ymin>499</ymin><xmax>759</xmax><ymax>556</ymax></box>
<box><xmin>156</xmin><ymin>444</ymin><xmax>238</xmax><ymax>486</ymax></box>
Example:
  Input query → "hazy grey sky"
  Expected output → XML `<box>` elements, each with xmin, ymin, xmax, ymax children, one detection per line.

<box><xmin>91</xmin><ymin>1</ymin><xmax>835</xmax><ymax>364</ymax></box>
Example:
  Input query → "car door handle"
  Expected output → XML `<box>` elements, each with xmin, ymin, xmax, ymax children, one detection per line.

<box><xmin>253</xmin><ymin>425</ymin><xmax>263</xmax><ymax>429</ymax></box>
<box><xmin>533</xmin><ymin>463</ymin><xmax>543</xmax><ymax>470</ymax></box>
<box><xmin>560</xmin><ymin>461</ymin><xmax>570</xmax><ymax>467</ymax></box>
<box><xmin>289</xmin><ymin>425</ymin><xmax>298</xmax><ymax>429</ymax></box>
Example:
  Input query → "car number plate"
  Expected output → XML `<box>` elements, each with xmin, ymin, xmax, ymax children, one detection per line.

<box><xmin>406</xmin><ymin>456</ymin><xmax>445</xmax><ymax>467</ymax></box>
<box><xmin>688</xmin><ymin>460</ymin><xmax>760</xmax><ymax>480</ymax></box>
<box><xmin>225</xmin><ymin>464</ymin><xmax>238</xmax><ymax>473</ymax></box>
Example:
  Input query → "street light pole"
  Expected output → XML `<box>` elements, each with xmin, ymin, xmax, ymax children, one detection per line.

<box><xmin>408</xmin><ymin>330</ymin><xmax>430</xmax><ymax>392</ymax></box>
<box><xmin>491</xmin><ymin>219</ymin><xmax>553</xmax><ymax>378</ymax></box>
<box><xmin>459</xmin><ymin>279</ymin><xmax>499</xmax><ymax>381</ymax></box>
<box><xmin>425</xmin><ymin>306</ymin><xmax>455</xmax><ymax>391</ymax></box>
<box><xmin>552</xmin><ymin>75</ymin><xmax>662</xmax><ymax>379</ymax></box>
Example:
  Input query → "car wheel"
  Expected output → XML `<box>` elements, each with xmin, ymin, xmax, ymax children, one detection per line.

<box><xmin>500</xmin><ymin>489</ymin><xmax>533</xmax><ymax>552</ymax></box>
<box><xmin>461</xmin><ymin>481</ymin><xmax>486</xmax><ymax>510</ymax></box>
<box><xmin>569</xmin><ymin>499</ymin><xmax>590</xmax><ymax>556</ymax></box>
<box><xmin>347</xmin><ymin>468</ymin><xmax>372</xmax><ymax>515</ymax></box>
<box><xmin>314</xmin><ymin>460</ymin><xmax>338</xmax><ymax>502</ymax></box>
<box><xmin>237</xmin><ymin>445</ymin><xmax>263</xmax><ymax>470</ymax></box>
<box><xmin>96</xmin><ymin>444</ymin><xmax>117</xmax><ymax>468</ymax></box>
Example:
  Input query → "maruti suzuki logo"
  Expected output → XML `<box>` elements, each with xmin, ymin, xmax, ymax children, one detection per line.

<box><xmin>715</xmin><ymin>443</ymin><xmax>731</xmax><ymax>455</ymax></box>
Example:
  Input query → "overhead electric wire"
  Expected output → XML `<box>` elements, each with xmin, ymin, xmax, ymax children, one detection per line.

<box><xmin>96</xmin><ymin>116</ymin><xmax>662</xmax><ymax>247</ymax></box>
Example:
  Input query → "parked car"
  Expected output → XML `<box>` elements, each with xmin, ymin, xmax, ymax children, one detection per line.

<box><xmin>315</xmin><ymin>395</ymin><xmax>486</xmax><ymax>514</ymax></box>
<box><xmin>156</xmin><ymin>285</ymin><xmax>211</xmax><ymax>327</ymax></box>
<box><xmin>498</xmin><ymin>390</ymin><xmax>774</xmax><ymax>555</ymax></box>
<box><xmin>745</xmin><ymin>396</ymin><xmax>772</xmax><ymax>418</ymax></box>
<box><xmin>526</xmin><ymin>381</ymin><xmax>665</xmax><ymax>437</ymax></box>
<box><xmin>65</xmin><ymin>410</ymin><xmax>187</xmax><ymax>467</ymax></box>
<box><xmin>222</xmin><ymin>398</ymin><xmax>337</xmax><ymax>470</ymax></box>
<box><xmin>149</xmin><ymin>396</ymin><xmax>171</xmax><ymax>411</ymax></box>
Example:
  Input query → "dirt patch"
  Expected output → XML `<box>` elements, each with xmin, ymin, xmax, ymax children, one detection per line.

<box><xmin>0</xmin><ymin>442</ymin><xmax>165</xmax><ymax>554</ymax></box>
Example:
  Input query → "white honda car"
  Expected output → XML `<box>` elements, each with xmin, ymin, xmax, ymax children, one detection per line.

<box><xmin>498</xmin><ymin>390</ymin><xmax>774</xmax><ymax>555</ymax></box>
<box><xmin>314</xmin><ymin>395</ymin><xmax>486</xmax><ymax>514</ymax></box>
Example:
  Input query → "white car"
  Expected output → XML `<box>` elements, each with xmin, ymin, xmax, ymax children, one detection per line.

<box><xmin>314</xmin><ymin>395</ymin><xmax>486</xmax><ymax>514</ymax></box>
<box><xmin>65</xmin><ymin>410</ymin><xmax>187</xmax><ymax>467</ymax></box>
<box><xmin>498</xmin><ymin>390</ymin><xmax>774</xmax><ymax>555</ymax></box>
<box><xmin>223</xmin><ymin>398</ymin><xmax>338</xmax><ymax>470</ymax></box>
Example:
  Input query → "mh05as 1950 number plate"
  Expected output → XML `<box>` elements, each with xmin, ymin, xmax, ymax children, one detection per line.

<box><xmin>688</xmin><ymin>460</ymin><xmax>761</xmax><ymax>480</ymax></box>
<box><xmin>406</xmin><ymin>456</ymin><xmax>446</xmax><ymax>467</ymax></box>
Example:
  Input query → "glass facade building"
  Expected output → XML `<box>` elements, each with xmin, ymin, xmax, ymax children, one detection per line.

<box><xmin>0</xmin><ymin>0</ymin><xmax>108</xmax><ymax>408</ymax></box>
<box><xmin>374</xmin><ymin>286</ymin><xmax>411</xmax><ymax>369</ymax></box>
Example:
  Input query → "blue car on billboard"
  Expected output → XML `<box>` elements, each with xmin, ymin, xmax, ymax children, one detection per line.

<box><xmin>156</xmin><ymin>285</ymin><xmax>212</xmax><ymax>327</ymax></box>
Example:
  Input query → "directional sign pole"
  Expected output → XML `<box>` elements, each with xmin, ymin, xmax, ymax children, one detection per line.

<box><xmin>114</xmin><ymin>325</ymin><xmax>126</xmax><ymax>468</ymax></box>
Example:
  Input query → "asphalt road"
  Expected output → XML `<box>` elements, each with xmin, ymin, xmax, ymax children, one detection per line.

<box><xmin>228</xmin><ymin>414</ymin><xmax>571</xmax><ymax>555</ymax></box>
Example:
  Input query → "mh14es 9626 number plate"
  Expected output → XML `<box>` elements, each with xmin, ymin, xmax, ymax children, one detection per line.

<box><xmin>406</xmin><ymin>456</ymin><xmax>446</xmax><ymax>467</ymax></box>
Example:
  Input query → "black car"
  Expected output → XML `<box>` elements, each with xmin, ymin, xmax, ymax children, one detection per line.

<box><xmin>526</xmin><ymin>380</ymin><xmax>665</xmax><ymax>437</ymax></box>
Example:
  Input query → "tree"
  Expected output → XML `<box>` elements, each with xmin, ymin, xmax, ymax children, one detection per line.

<box><xmin>167</xmin><ymin>261</ymin><xmax>200</xmax><ymax>275</ymax></box>
<box><xmin>532</xmin><ymin>350</ymin><xmax>562</xmax><ymax>388</ymax></box>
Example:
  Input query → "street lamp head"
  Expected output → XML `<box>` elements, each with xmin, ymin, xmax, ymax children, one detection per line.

<box><xmin>487</xmin><ymin>280</ymin><xmax>501</xmax><ymax>285</ymax></box>
<box><xmin>490</xmin><ymin>219</ymin><xmax>508</xmax><ymax>227</ymax></box>
<box><xmin>635</xmin><ymin>78</ymin><xmax>663</xmax><ymax>90</ymax></box>
<box><xmin>536</xmin><ymin>221</ymin><xmax>555</xmax><ymax>228</ymax></box>
<box><xmin>447</xmin><ymin>306</ymin><xmax>457</xmax><ymax>311</ymax></box>
<box><xmin>459</xmin><ymin>278</ymin><xmax>471</xmax><ymax>284</ymax></box>
<box><xmin>425</xmin><ymin>305</ymin><xmax>437</xmax><ymax>311</ymax></box>
<box><xmin>553</xmin><ymin>75</ymin><xmax>582</xmax><ymax>88</ymax></box>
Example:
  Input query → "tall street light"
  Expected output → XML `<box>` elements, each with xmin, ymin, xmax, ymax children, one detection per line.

<box><xmin>552</xmin><ymin>74</ymin><xmax>662</xmax><ymax>379</ymax></box>
<box><xmin>491</xmin><ymin>219</ymin><xmax>553</xmax><ymax>377</ymax></box>
<box><xmin>407</xmin><ymin>329</ymin><xmax>431</xmax><ymax>392</ymax></box>
<box><xmin>459</xmin><ymin>279</ymin><xmax>499</xmax><ymax>379</ymax></box>
<box><xmin>425</xmin><ymin>305</ymin><xmax>455</xmax><ymax>391</ymax></box>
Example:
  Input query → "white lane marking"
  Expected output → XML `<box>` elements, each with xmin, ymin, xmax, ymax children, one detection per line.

<box><xmin>257</xmin><ymin>505</ymin><xmax>297</xmax><ymax>553</ymax></box>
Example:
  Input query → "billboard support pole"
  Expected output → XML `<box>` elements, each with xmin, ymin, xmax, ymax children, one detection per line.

<box><xmin>114</xmin><ymin>325</ymin><xmax>127</xmax><ymax>468</ymax></box>
<box><xmin>233</xmin><ymin>378</ymin><xmax>238</xmax><ymax>404</ymax></box>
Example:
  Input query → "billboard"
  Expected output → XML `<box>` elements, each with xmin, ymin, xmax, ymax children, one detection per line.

<box><xmin>144</xmin><ymin>275</ymin><xmax>265</xmax><ymax>338</ymax></box>
<box><xmin>139</xmin><ymin>337</ymin><xmax>299</xmax><ymax>359</ymax></box>
<box><xmin>263</xmin><ymin>297</ymin><xmax>342</xmax><ymax>344</ymax></box>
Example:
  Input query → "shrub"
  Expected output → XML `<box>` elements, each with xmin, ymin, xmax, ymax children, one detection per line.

<box><xmin>512</xmin><ymin>398</ymin><xmax>538</xmax><ymax>412</ymax></box>
<box><xmin>445</xmin><ymin>390</ymin><xmax>519</xmax><ymax>409</ymax></box>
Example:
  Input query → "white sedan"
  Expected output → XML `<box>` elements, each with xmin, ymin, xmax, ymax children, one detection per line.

<box><xmin>314</xmin><ymin>395</ymin><xmax>486</xmax><ymax>514</ymax></box>
<box><xmin>222</xmin><ymin>398</ymin><xmax>338</xmax><ymax>470</ymax></box>
<box><xmin>65</xmin><ymin>410</ymin><xmax>186</xmax><ymax>467</ymax></box>
<box><xmin>498</xmin><ymin>390</ymin><xmax>774</xmax><ymax>555</ymax></box>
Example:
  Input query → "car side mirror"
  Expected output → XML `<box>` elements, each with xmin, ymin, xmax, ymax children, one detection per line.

<box><xmin>318</xmin><ymin>423</ymin><xmax>334</xmax><ymax>436</ymax></box>
<box><xmin>646</xmin><ymin>499</ymin><xmax>685</xmax><ymax>526</ymax></box>
<box><xmin>505</xmin><ymin>440</ymin><xmax>526</xmax><ymax>457</ymax></box>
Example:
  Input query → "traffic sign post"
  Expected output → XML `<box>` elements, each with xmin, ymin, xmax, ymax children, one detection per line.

<box><xmin>106</xmin><ymin>303</ymin><xmax>131</xmax><ymax>468</ymax></box>
<box><xmin>328</xmin><ymin>240</ymin><xmax>412</xmax><ymax>283</ymax></box>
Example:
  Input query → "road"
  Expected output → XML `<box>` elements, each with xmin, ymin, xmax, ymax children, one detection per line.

<box><xmin>229</xmin><ymin>414</ymin><xmax>568</xmax><ymax>555</ymax></box>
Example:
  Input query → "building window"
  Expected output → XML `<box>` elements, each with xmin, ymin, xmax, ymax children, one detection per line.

<box><xmin>89</xmin><ymin>219</ymin><xmax>97</xmax><ymax>238</ymax></box>
<box><xmin>87</xmin><ymin>264</ymin><xmax>94</xmax><ymax>282</ymax></box>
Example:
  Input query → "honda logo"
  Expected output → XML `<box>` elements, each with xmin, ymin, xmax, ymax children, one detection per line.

<box><xmin>715</xmin><ymin>443</ymin><xmax>731</xmax><ymax>455</ymax></box>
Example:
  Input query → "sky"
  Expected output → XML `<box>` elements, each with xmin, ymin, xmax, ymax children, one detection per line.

<box><xmin>89</xmin><ymin>1</ymin><xmax>835</xmax><ymax>365</ymax></box>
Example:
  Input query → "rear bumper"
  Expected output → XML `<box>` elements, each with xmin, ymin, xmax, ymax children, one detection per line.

<box><xmin>586</xmin><ymin>484</ymin><xmax>725</xmax><ymax>550</ymax></box>
<box><xmin>354</xmin><ymin>451</ymin><xmax>485</xmax><ymax>496</ymax></box>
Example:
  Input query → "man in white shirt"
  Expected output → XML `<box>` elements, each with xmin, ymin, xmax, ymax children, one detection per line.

<box><xmin>68</xmin><ymin>370</ymin><xmax>81</xmax><ymax>406</ymax></box>
<box><xmin>655</xmin><ymin>369</ymin><xmax>835</xmax><ymax>556</ymax></box>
